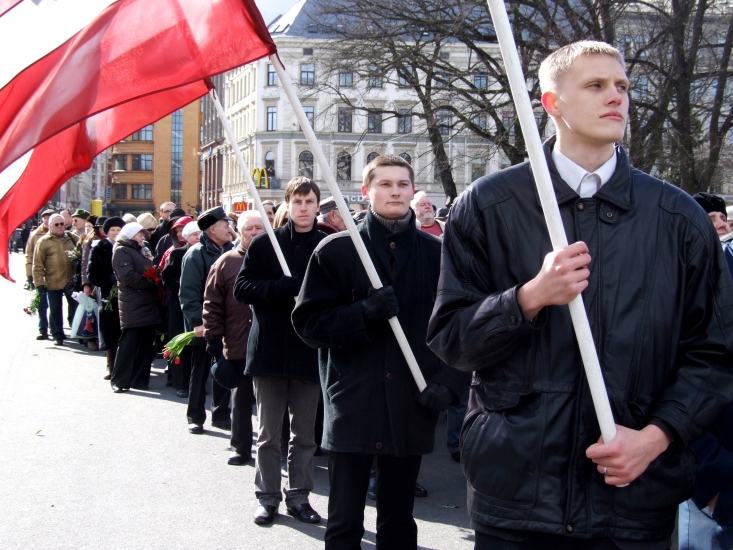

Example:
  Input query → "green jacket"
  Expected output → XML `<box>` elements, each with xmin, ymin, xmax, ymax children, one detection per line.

<box><xmin>33</xmin><ymin>233</ymin><xmax>76</xmax><ymax>290</ymax></box>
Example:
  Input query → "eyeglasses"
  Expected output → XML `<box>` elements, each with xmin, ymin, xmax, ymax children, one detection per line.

<box><xmin>161</xmin><ymin>209</ymin><xmax>173</xmax><ymax>214</ymax></box>
<box><xmin>52</xmin><ymin>222</ymin><xmax>65</xmax><ymax>226</ymax></box>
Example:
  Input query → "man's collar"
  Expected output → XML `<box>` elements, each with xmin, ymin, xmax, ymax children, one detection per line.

<box><xmin>552</xmin><ymin>148</ymin><xmax>617</xmax><ymax>193</ymax></box>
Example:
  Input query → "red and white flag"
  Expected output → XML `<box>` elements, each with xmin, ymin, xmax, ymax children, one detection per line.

<box><xmin>0</xmin><ymin>0</ymin><xmax>276</xmax><ymax>280</ymax></box>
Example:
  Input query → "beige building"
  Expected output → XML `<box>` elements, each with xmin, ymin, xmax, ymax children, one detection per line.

<box><xmin>108</xmin><ymin>102</ymin><xmax>202</xmax><ymax>217</ymax></box>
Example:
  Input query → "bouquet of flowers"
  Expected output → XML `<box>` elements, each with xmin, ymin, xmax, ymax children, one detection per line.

<box><xmin>23</xmin><ymin>290</ymin><xmax>40</xmax><ymax>316</ymax></box>
<box><xmin>143</xmin><ymin>266</ymin><xmax>161</xmax><ymax>285</ymax></box>
<box><xmin>103</xmin><ymin>285</ymin><xmax>118</xmax><ymax>311</ymax></box>
<box><xmin>65</xmin><ymin>248</ymin><xmax>81</xmax><ymax>262</ymax></box>
<box><xmin>163</xmin><ymin>331</ymin><xmax>195</xmax><ymax>364</ymax></box>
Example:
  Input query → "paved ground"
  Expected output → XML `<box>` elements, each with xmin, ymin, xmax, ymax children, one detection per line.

<box><xmin>0</xmin><ymin>253</ymin><xmax>474</xmax><ymax>549</ymax></box>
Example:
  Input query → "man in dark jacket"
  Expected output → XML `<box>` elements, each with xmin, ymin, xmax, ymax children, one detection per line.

<box><xmin>292</xmin><ymin>154</ymin><xmax>466</xmax><ymax>549</ymax></box>
<box><xmin>203</xmin><ymin>211</ymin><xmax>264</xmax><ymax>465</ymax></box>
<box><xmin>234</xmin><ymin>177</ymin><xmax>326</xmax><ymax>526</ymax></box>
<box><xmin>148</xmin><ymin>201</ymin><xmax>176</xmax><ymax>251</ymax></box>
<box><xmin>427</xmin><ymin>41</ymin><xmax>733</xmax><ymax>549</ymax></box>
<box><xmin>180</xmin><ymin>206</ymin><xmax>233</xmax><ymax>434</ymax></box>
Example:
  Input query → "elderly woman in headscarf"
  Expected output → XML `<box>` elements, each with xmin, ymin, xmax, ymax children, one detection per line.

<box><xmin>87</xmin><ymin>217</ymin><xmax>125</xmax><ymax>379</ymax></box>
<box><xmin>161</xmin><ymin>221</ymin><xmax>201</xmax><ymax>397</ymax></box>
<box><xmin>110</xmin><ymin>222</ymin><xmax>161</xmax><ymax>392</ymax></box>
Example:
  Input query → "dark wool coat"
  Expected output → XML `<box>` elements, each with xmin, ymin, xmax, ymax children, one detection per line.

<box><xmin>426</xmin><ymin>138</ymin><xmax>733</xmax><ymax>542</ymax></box>
<box><xmin>203</xmin><ymin>242</ymin><xmax>252</xmax><ymax>361</ymax></box>
<box><xmin>233</xmin><ymin>219</ymin><xmax>326</xmax><ymax>382</ymax></box>
<box><xmin>161</xmin><ymin>245</ymin><xmax>188</xmax><ymax>338</ymax></box>
<box><xmin>292</xmin><ymin>210</ymin><xmax>468</xmax><ymax>456</ymax></box>
<box><xmin>112</xmin><ymin>238</ymin><xmax>160</xmax><ymax>330</ymax></box>
<box><xmin>87</xmin><ymin>238</ymin><xmax>121</xmax><ymax>350</ymax></box>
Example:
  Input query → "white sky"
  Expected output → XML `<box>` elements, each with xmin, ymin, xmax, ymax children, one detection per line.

<box><xmin>255</xmin><ymin>0</ymin><xmax>298</xmax><ymax>26</ymax></box>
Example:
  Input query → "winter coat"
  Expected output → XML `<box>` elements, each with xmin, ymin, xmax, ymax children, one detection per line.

<box><xmin>87</xmin><ymin>239</ymin><xmax>116</xmax><ymax>296</ymax></box>
<box><xmin>293</xmin><ymin>209</ymin><xmax>469</xmax><ymax>456</ymax></box>
<box><xmin>203</xmin><ymin>242</ymin><xmax>252</xmax><ymax>361</ymax></box>
<box><xmin>179</xmin><ymin>233</ymin><xmax>232</xmax><ymax>342</ymax></box>
<box><xmin>426</xmin><ymin>137</ymin><xmax>733</xmax><ymax>542</ymax></box>
<box><xmin>161</xmin><ymin>245</ymin><xmax>188</xmax><ymax>338</ymax></box>
<box><xmin>233</xmin><ymin>219</ymin><xmax>326</xmax><ymax>381</ymax></box>
<box><xmin>112</xmin><ymin>237</ymin><xmax>160</xmax><ymax>330</ymax></box>
<box><xmin>25</xmin><ymin>224</ymin><xmax>48</xmax><ymax>277</ymax></box>
<box><xmin>32</xmin><ymin>232</ymin><xmax>76</xmax><ymax>290</ymax></box>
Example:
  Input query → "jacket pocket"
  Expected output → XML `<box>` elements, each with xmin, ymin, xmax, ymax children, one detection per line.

<box><xmin>461</xmin><ymin>390</ymin><xmax>546</xmax><ymax>509</ymax></box>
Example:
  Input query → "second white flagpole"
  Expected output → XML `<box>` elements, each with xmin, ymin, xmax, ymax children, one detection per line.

<box><xmin>270</xmin><ymin>54</ymin><xmax>427</xmax><ymax>392</ymax></box>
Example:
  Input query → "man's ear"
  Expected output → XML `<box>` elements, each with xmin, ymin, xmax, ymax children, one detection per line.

<box><xmin>541</xmin><ymin>91</ymin><xmax>560</xmax><ymax>117</ymax></box>
<box><xmin>361</xmin><ymin>184</ymin><xmax>369</xmax><ymax>199</ymax></box>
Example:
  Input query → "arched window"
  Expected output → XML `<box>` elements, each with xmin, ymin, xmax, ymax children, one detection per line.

<box><xmin>265</xmin><ymin>151</ymin><xmax>276</xmax><ymax>178</ymax></box>
<box><xmin>399</xmin><ymin>153</ymin><xmax>411</xmax><ymax>165</ymax></box>
<box><xmin>299</xmin><ymin>151</ymin><xmax>314</xmax><ymax>178</ymax></box>
<box><xmin>366</xmin><ymin>152</ymin><xmax>379</xmax><ymax>164</ymax></box>
<box><xmin>471</xmin><ymin>157</ymin><xmax>486</xmax><ymax>182</ymax></box>
<box><xmin>337</xmin><ymin>152</ymin><xmax>352</xmax><ymax>181</ymax></box>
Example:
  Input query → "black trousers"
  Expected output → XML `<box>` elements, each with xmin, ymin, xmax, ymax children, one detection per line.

<box><xmin>474</xmin><ymin>530</ymin><xmax>670</xmax><ymax>550</ymax></box>
<box><xmin>186</xmin><ymin>345</ymin><xmax>230</xmax><ymax>426</ymax></box>
<box><xmin>326</xmin><ymin>451</ymin><xmax>421</xmax><ymax>550</ymax></box>
<box><xmin>171</xmin><ymin>347</ymin><xmax>192</xmax><ymax>391</ymax></box>
<box><xmin>229</xmin><ymin>359</ymin><xmax>254</xmax><ymax>456</ymax></box>
<box><xmin>111</xmin><ymin>325</ymin><xmax>156</xmax><ymax>389</ymax></box>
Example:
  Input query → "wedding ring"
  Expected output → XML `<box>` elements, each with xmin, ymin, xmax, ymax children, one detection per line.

<box><xmin>603</xmin><ymin>465</ymin><xmax>608</xmax><ymax>475</ymax></box>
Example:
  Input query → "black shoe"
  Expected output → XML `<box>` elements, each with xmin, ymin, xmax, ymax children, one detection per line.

<box><xmin>111</xmin><ymin>385</ymin><xmax>127</xmax><ymax>393</ymax></box>
<box><xmin>176</xmin><ymin>389</ymin><xmax>188</xmax><ymax>398</ymax></box>
<box><xmin>53</xmin><ymin>339</ymin><xmax>63</xmax><ymax>346</ymax></box>
<box><xmin>188</xmin><ymin>423</ymin><xmax>203</xmax><ymax>434</ymax></box>
<box><xmin>253</xmin><ymin>504</ymin><xmax>277</xmax><ymax>525</ymax></box>
<box><xmin>227</xmin><ymin>452</ymin><xmax>251</xmax><ymax>466</ymax></box>
<box><xmin>286</xmin><ymin>503</ymin><xmax>321</xmax><ymax>524</ymax></box>
<box><xmin>451</xmin><ymin>451</ymin><xmax>461</xmax><ymax>463</ymax></box>
<box><xmin>130</xmin><ymin>385</ymin><xmax>149</xmax><ymax>390</ymax></box>
<box><xmin>211</xmin><ymin>420</ymin><xmax>231</xmax><ymax>431</ymax></box>
<box><xmin>36</xmin><ymin>333</ymin><xmax>48</xmax><ymax>340</ymax></box>
<box><xmin>414</xmin><ymin>482</ymin><xmax>428</xmax><ymax>498</ymax></box>
<box><xmin>367</xmin><ymin>474</ymin><xmax>377</xmax><ymax>501</ymax></box>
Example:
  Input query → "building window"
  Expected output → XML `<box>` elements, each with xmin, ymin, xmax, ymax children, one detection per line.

<box><xmin>301</xmin><ymin>106</ymin><xmax>314</xmax><ymax>130</ymax></box>
<box><xmin>434</xmin><ymin>71</ymin><xmax>449</xmax><ymax>88</ymax></box>
<box><xmin>474</xmin><ymin>72</ymin><xmax>488</xmax><ymax>90</ymax></box>
<box><xmin>399</xmin><ymin>152</ymin><xmax>411</xmax><ymax>165</ymax></box>
<box><xmin>338</xmin><ymin>107</ymin><xmax>352</xmax><ymax>133</ymax></box>
<box><xmin>267</xmin><ymin>106</ymin><xmax>277</xmax><ymax>131</ymax></box>
<box><xmin>436</xmin><ymin>110</ymin><xmax>451</xmax><ymax>135</ymax></box>
<box><xmin>267</xmin><ymin>64</ymin><xmax>277</xmax><ymax>86</ymax></box>
<box><xmin>131</xmin><ymin>125</ymin><xmax>153</xmax><ymax>141</ymax></box>
<box><xmin>397</xmin><ymin>109</ymin><xmax>412</xmax><ymax>134</ymax></box>
<box><xmin>171</xmin><ymin>108</ymin><xmax>182</xmax><ymax>204</ymax></box>
<box><xmin>366</xmin><ymin>152</ymin><xmax>379</xmax><ymax>164</ymax></box>
<box><xmin>337</xmin><ymin>152</ymin><xmax>352</xmax><ymax>181</ymax></box>
<box><xmin>368</xmin><ymin>65</ymin><xmax>382</xmax><ymax>88</ymax></box>
<box><xmin>501</xmin><ymin>156</ymin><xmax>511</xmax><ymax>170</ymax></box>
<box><xmin>265</xmin><ymin>151</ymin><xmax>276</xmax><ymax>179</ymax></box>
<box><xmin>113</xmin><ymin>155</ymin><xmax>126</xmax><ymax>171</ymax></box>
<box><xmin>339</xmin><ymin>68</ymin><xmax>353</xmax><ymax>87</ymax></box>
<box><xmin>473</xmin><ymin>114</ymin><xmax>487</xmax><ymax>130</ymax></box>
<box><xmin>299</xmin><ymin>151</ymin><xmax>314</xmax><ymax>178</ymax></box>
<box><xmin>397</xmin><ymin>69</ymin><xmax>410</xmax><ymax>87</ymax></box>
<box><xmin>300</xmin><ymin>63</ymin><xmax>315</xmax><ymax>86</ymax></box>
<box><xmin>132</xmin><ymin>184</ymin><xmax>153</xmax><ymax>200</ymax></box>
<box><xmin>471</xmin><ymin>157</ymin><xmax>486</xmax><ymax>181</ymax></box>
<box><xmin>303</xmin><ymin>48</ymin><xmax>313</xmax><ymax>55</ymax></box>
<box><xmin>367</xmin><ymin>110</ymin><xmax>382</xmax><ymax>133</ymax></box>
<box><xmin>502</xmin><ymin>114</ymin><xmax>515</xmax><ymax>136</ymax></box>
<box><xmin>114</xmin><ymin>185</ymin><xmax>127</xmax><ymax>199</ymax></box>
<box><xmin>131</xmin><ymin>154</ymin><xmax>153</xmax><ymax>171</ymax></box>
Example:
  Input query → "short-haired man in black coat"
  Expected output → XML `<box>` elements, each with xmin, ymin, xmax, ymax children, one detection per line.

<box><xmin>234</xmin><ymin>177</ymin><xmax>327</xmax><ymax>526</ymax></box>
<box><xmin>292</xmin><ymin>154</ymin><xmax>466</xmax><ymax>549</ymax></box>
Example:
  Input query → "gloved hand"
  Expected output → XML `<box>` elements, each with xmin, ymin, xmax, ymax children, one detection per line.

<box><xmin>273</xmin><ymin>275</ymin><xmax>302</xmax><ymax>298</ymax></box>
<box><xmin>416</xmin><ymin>382</ymin><xmax>454</xmax><ymax>412</ymax></box>
<box><xmin>206</xmin><ymin>339</ymin><xmax>224</xmax><ymax>359</ymax></box>
<box><xmin>26</xmin><ymin>276</ymin><xmax>34</xmax><ymax>290</ymax></box>
<box><xmin>362</xmin><ymin>286</ymin><xmax>399</xmax><ymax>322</ymax></box>
<box><xmin>36</xmin><ymin>285</ymin><xmax>47</xmax><ymax>294</ymax></box>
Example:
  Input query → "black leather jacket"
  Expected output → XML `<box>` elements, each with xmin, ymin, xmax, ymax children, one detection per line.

<box><xmin>427</xmin><ymin>138</ymin><xmax>733</xmax><ymax>541</ymax></box>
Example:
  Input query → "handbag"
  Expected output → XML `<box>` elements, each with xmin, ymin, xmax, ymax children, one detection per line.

<box><xmin>70</xmin><ymin>295</ymin><xmax>99</xmax><ymax>340</ymax></box>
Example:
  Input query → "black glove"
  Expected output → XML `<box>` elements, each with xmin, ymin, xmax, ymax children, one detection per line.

<box><xmin>206</xmin><ymin>339</ymin><xmax>224</xmax><ymax>359</ymax></box>
<box><xmin>36</xmin><ymin>285</ymin><xmax>47</xmax><ymax>294</ymax></box>
<box><xmin>273</xmin><ymin>275</ymin><xmax>302</xmax><ymax>298</ymax></box>
<box><xmin>362</xmin><ymin>286</ymin><xmax>399</xmax><ymax>322</ymax></box>
<box><xmin>26</xmin><ymin>276</ymin><xmax>34</xmax><ymax>290</ymax></box>
<box><xmin>416</xmin><ymin>382</ymin><xmax>454</xmax><ymax>412</ymax></box>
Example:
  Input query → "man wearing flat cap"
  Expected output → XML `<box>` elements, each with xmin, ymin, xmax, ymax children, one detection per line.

<box><xmin>693</xmin><ymin>192</ymin><xmax>731</xmax><ymax>238</ymax></box>
<box><xmin>179</xmin><ymin>206</ymin><xmax>233</xmax><ymax>434</ymax></box>
<box><xmin>71</xmin><ymin>209</ymin><xmax>90</xmax><ymax>238</ymax></box>
<box><xmin>317</xmin><ymin>197</ymin><xmax>347</xmax><ymax>235</ymax></box>
<box><xmin>26</xmin><ymin>209</ymin><xmax>54</xmax><ymax>339</ymax></box>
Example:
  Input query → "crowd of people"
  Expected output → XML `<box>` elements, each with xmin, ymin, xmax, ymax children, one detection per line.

<box><xmin>18</xmin><ymin>40</ymin><xmax>733</xmax><ymax>550</ymax></box>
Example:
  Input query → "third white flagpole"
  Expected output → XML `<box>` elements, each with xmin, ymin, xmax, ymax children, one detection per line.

<box><xmin>270</xmin><ymin>54</ymin><xmax>427</xmax><ymax>392</ymax></box>
<box><xmin>485</xmin><ymin>0</ymin><xmax>618</xmax><ymax>445</ymax></box>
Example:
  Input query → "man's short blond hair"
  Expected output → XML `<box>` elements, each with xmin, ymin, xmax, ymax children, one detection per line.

<box><xmin>539</xmin><ymin>41</ymin><xmax>625</xmax><ymax>94</ymax></box>
<box><xmin>362</xmin><ymin>154</ymin><xmax>414</xmax><ymax>189</ymax></box>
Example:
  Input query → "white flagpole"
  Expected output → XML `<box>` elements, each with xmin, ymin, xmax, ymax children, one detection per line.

<box><xmin>270</xmin><ymin>54</ymin><xmax>427</xmax><ymax>392</ymax></box>
<box><xmin>485</xmin><ymin>0</ymin><xmax>618</xmax><ymax>445</ymax></box>
<box><xmin>209</xmin><ymin>88</ymin><xmax>291</xmax><ymax>277</ymax></box>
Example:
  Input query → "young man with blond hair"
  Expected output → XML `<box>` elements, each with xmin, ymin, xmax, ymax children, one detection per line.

<box><xmin>428</xmin><ymin>41</ymin><xmax>733</xmax><ymax>549</ymax></box>
<box><xmin>293</xmin><ymin>155</ymin><xmax>466</xmax><ymax>549</ymax></box>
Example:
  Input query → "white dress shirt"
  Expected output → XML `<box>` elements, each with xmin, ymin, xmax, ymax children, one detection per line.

<box><xmin>552</xmin><ymin>148</ymin><xmax>617</xmax><ymax>198</ymax></box>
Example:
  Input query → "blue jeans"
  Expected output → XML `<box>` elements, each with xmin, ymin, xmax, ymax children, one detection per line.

<box><xmin>46</xmin><ymin>290</ymin><xmax>65</xmax><ymax>340</ymax></box>
<box><xmin>37</xmin><ymin>291</ymin><xmax>48</xmax><ymax>334</ymax></box>
<box><xmin>679</xmin><ymin>499</ymin><xmax>733</xmax><ymax>550</ymax></box>
<box><xmin>447</xmin><ymin>386</ymin><xmax>469</xmax><ymax>454</ymax></box>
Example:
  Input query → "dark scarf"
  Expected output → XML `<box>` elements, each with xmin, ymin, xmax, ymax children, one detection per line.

<box><xmin>369</xmin><ymin>206</ymin><xmax>412</xmax><ymax>234</ymax></box>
